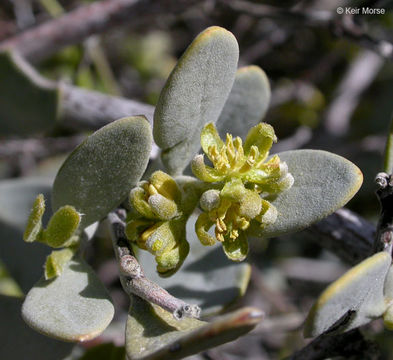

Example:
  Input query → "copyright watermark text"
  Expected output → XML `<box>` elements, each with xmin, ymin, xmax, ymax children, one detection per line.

<box><xmin>336</xmin><ymin>7</ymin><xmax>386</xmax><ymax>15</ymax></box>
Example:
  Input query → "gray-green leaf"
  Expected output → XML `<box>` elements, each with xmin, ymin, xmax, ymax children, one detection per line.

<box><xmin>52</xmin><ymin>116</ymin><xmax>152</xmax><ymax>228</ymax></box>
<box><xmin>217</xmin><ymin>65</ymin><xmax>271</xmax><ymax>138</ymax></box>
<box><xmin>153</xmin><ymin>26</ymin><xmax>239</xmax><ymax>175</ymax></box>
<box><xmin>126</xmin><ymin>295</ymin><xmax>262</xmax><ymax>360</ymax></box>
<box><xmin>22</xmin><ymin>257</ymin><xmax>114</xmax><ymax>342</ymax></box>
<box><xmin>303</xmin><ymin>252</ymin><xmax>390</xmax><ymax>337</ymax></box>
<box><xmin>249</xmin><ymin>150</ymin><xmax>363</xmax><ymax>238</ymax></box>
<box><xmin>0</xmin><ymin>51</ymin><xmax>58</xmax><ymax>135</ymax></box>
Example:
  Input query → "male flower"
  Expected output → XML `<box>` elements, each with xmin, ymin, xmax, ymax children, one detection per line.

<box><xmin>192</xmin><ymin>123</ymin><xmax>293</xmax><ymax>261</ymax></box>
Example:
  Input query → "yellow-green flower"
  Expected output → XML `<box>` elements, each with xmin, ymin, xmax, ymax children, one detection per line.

<box><xmin>193</xmin><ymin>123</ymin><xmax>293</xmax><ymax>261</ymax></box>
<box><xmin>192</xmin><ymin>122</ymin><xmax>293</xmax><ymax>193</ymax></box>
<box><xmin>196</xmin><ymin>179</ymin><xmax>277</xmax><ymax>261</ymax></box>
<box><xmin>129</xmin><ymin>170</ymin><xmax>182</xmax><ymax>221</ymax></box>
<box><xmin>126</xmin><ymin>171</ymin><xmax>189</xmax><ymax>276</ymax></box>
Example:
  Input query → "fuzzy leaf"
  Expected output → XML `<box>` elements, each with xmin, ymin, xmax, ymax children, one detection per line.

<box><xmin>138</xmin><ymin>212</ymin><xmax>251</xmax><ymax>316</ymax></box>
<box><xmin>126</xmin><ymin>295</ymin><xmax>262</xmax><ymax>360</ymax></box>
<box><xmin>303</xmin><ymin>252</ymin><xmax>391</xmax><ymax>337</ymax></box>
<box><xmin>0</xmin><ymin>177</ymin><xmax>53</xmax><ymax>293</ymax></box>
<box><xmin>0</xmin><ymin>51</ymin><xmax>58</xmax><ymax>135</ymax></box>
<box><xmin>42</xmin><ymin>205</ymin><xmax>80</xmax><ymax>248</ymax></box>
<box><xmin>0</xmin><ymin>296</ymin><xmax>72</xmax><ymax>359</ymax></box>
<box><xmin>22</xmin><ymin>257</ymin><xmax>114</xmax><ymax>342</ymax></box>
<box><xmin>217</xmin><ymin>65</ymin><xmax>271</xmax><ymax>138</ymax></box>
<box><xmin>44</xmin><ymin>247</ymin><xmax>75</xmax><ymax>280</ymax></box>
<box><xmin>23</xmin><ymin>193</ymin><xmax>45</xmax><ymax>243</ymax></box>
<box><xmin>52</xmin><ymin>116</ymin><xmax>152</xmax><ymax>228</ymax></box>
<box><xmin>153</xmin><ymin>26</ymin><xmax>239</xmax><ymax>175</ymax></box>
<box><xmin>248</xmin><ymin>150</ymin><xmax>363</xmax><ymax>238</ymax></box>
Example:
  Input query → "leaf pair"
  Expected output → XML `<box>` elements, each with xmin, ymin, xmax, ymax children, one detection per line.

<box><xmin>24</xmin><ymin>194</ymin><xmax>80</xmax><ymax>247</ymax></box>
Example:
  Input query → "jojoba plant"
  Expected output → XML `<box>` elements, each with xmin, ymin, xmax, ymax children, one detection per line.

<box><xmin>1</xmin><ymin>26</ymin><xmax>369</xmax><ymax>359</ymax></box>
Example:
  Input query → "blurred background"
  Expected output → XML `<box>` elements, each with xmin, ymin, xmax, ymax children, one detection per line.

<box><xmin>0</xmin><ymin>0</ymin><xmax>392</xmax><ymax>359</ymax></box>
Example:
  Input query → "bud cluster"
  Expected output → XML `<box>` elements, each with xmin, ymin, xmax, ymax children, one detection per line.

<box><xmin>125</xmin><ymin>171</ymin><xmax>189</xmax><ymax>276</ymax></box>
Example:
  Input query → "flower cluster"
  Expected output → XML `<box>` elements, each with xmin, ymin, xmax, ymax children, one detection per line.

<box><xmin>192</xmin><ymin>123</ymin><xmax>293</xmax><ymax>261</ymax></box>
<box><xmin>125</xmin><ymin>171</ymin><xmax>189</xmax><ymax>276</ymax></box>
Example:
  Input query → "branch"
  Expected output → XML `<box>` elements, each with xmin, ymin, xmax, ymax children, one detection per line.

<box><xmin>374</xmin><ymin>172</ymin><xmax>393</xmax><ymax>254</ymax></box>
<box><xmin>324</xmin><ymin>50</ymin><xmax>383</xmax><ymax>136</ymax></box>
<box><xmin>9</xmin><ymin>51</ymin><xmax>155</xmax><ymax>130</ymax></box>
<box><xmin>107</xmin><ymin>210</ymin><xmax>201</xmax><ymax>320</ymax></box>
<box><xmin>0</xmin><ymin>134</ymin><xmax>85</xmax><ymax>160</ymax></box>
<box><xmin>304</xmin><ymin>208</ymin><xmax>374</xmax><ymax>265</ymax></box>
<box><xmin>0</xmin><ymin>0</ymin><xmax>198</xmax><ymax>63</ymax></box>
<box><xmin>217</xmin><ymin>0</ymin><xmax>393</xmax><ymax>60</ymax></box>
<box><xmin>59</xmin><ymin>83</ymin><xmax>155</xmax><ymax>130</ymax></box>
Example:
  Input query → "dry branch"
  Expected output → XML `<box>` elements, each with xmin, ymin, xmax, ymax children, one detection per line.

<box><xmin>305</xmin><ymin>208</ymin><xmax>374</xmax><ymax>265</ymax></box>
<box><xmin>107</xmin><ymin>210</ymin><xmax>201</xmax><ymax>320</ymax></box>
<box><xmin>218</xmin><ymin>0</ymin><xmax>393</xmax><ymax>60</ymax></box>
<box><xmin>0</xmin><ymin>0</ymin><xmax>198</xmax><ymax>63</ymax></box>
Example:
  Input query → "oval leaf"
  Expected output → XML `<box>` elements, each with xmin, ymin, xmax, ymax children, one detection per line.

<box><xmin>249</xmin><ymin>150</ymin><xmax>363</xmax><ymax>238</ymax></box>
<box><xmin>216</xmin><ymin>65</ymin><xmax>271</xmax><ymax>138</ymax></box>
<box><xmin>126</xmin><ymin>295</ymin><xmax>263</xmax><ymax>360</ymax></box>
<box><xmin>0</xmin><ymin>51</ymin><xmax>58</xmax><ymax>135</ymax></box>
<box><xmin>22</xmin><ymin>257</ymin><xmax>114</xmax><ymax>342</ymax></box>
<box><xmin>303</xmin><ymin>252</ymin><xmax>391</xmax><ymax>338</ymax></box>
<box><xmin>138</xmin><ymin>212</ymin><xmax>251</xmax><ymax>316</ymax></box>
<box><xmin>153</xmin><ymin>26</ymin><xmax>239</xmax><ymax>175</ymax></box>
<box><xmin>52</xmin><ymin>116</ymin><xmax>152</xmax><ymax>228</ymax></box>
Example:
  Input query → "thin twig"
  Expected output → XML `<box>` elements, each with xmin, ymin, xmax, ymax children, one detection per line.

<box><xmin>0</xmin><ymin>0</ymin><xmax>199</xmax><ymax>63</ymax></box>
<box><xmin>374</xmin><ymin>173</ymin><xmax>393</xmax><ymax>254</ymax></box>
<box><xmin>305</xmin><ymin>208</ymin><xmax>374</xmax><ymax>265</ymax></box>
<box><xmin>217</xmin><ymin>0</ymin><xmax>393</xmax><ymax>60</ymax></box>
<box><xmin>107</xmin><ymin>210</ymin><xmax>201</xmax><ymax>320</ymax></box>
